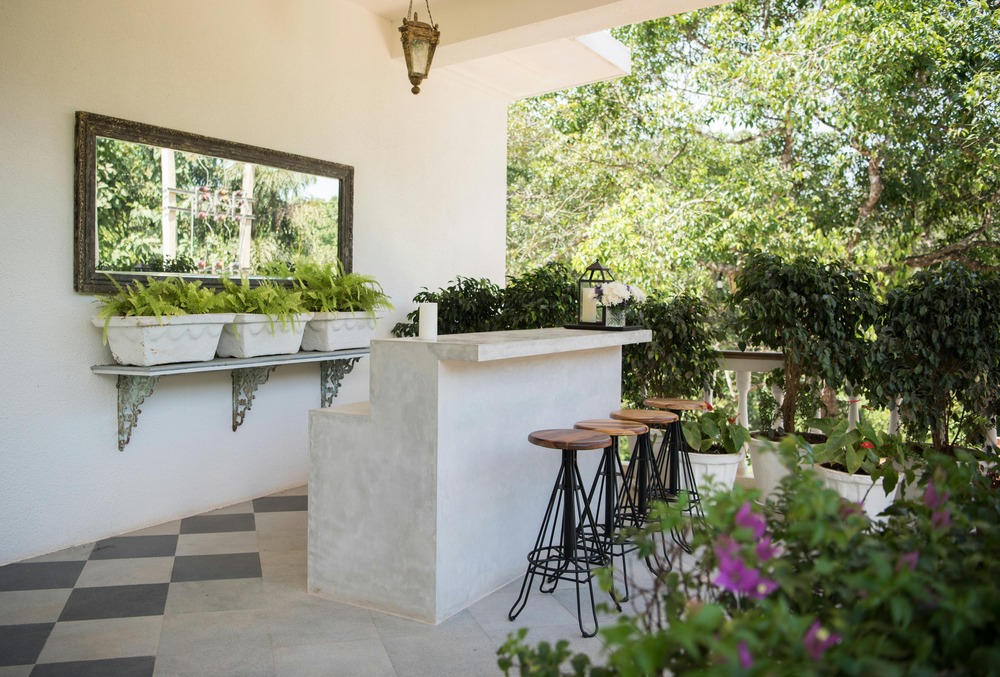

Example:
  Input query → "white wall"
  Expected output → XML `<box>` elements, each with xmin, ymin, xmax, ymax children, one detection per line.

<box><xmin>0</xmin><ymin>0</ymin><xmax>507</xmax><ymax>565</ymax></box>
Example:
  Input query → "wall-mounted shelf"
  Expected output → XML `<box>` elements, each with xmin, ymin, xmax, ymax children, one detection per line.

<box><xmin>92</xmin><ymin>348</ymin><xmax>369</xmax><ymax>451</ymax></box>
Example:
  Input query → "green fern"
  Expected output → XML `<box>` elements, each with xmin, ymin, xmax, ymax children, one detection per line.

<box><xmin>291</xmin><ymin>258</ymin><xmax>393</xmax><ymax>317</ymax></box>
<box><xmin>95</xmin><ymin>276</ymin><xmax>224</xmax><ymax>343</ymax></box>
<box><xmin>218</xmin><ymin>277</ymin><xmax>306</xmax><ymax>332</ymax></box>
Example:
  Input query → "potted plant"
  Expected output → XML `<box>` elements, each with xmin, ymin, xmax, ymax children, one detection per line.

<box><xmin>681</xmin><ymin>411</ymin><xmax>752</xmax><ymax>493</ymax></box>
<box><xmin>93</xmin><ymin>276</ymin><xmax>233</xmax><ymax>366</ymax></box>
<box><xmin>622</xmin><ymin>294</ymin><xmax>719</xmax><ymax>406</ymax></box>
<box><xmin>868</xmin><ymin>262</ymin><xmax>1000</xmax><ymax>452</ymax></box>
<box><xmin>809</xmin><ymin>416</ymin><xmax>914</xmax><ymax>521</ymax></box>
<box><xmin>216</xmin><ymin>277</ymin><xmax>312</xmax><ymax>358</ymax></box>
<box><xmin>732</xmin><ymin>251</ymin><xmax>878</xmax><ymax>497</ymax></box>
<box><xmin>290</xmin><ymin>259</ymin><xmax>394</xmax><ymax>351</ymax></box>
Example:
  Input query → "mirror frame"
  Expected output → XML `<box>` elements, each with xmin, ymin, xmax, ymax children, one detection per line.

<box><xmin>74</xmin><ymin>111</ymin><xmax>354</xmax><ymax>293</ymax></box>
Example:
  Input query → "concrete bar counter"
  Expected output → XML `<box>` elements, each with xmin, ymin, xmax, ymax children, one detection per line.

<box><xmin>308</xmin><ymin>327</ymin><xmax>651</xmax><ymax>624</ymax></box>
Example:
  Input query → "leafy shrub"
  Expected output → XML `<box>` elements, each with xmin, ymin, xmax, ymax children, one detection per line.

<box><xmin>498</xmin><ymin>261</ymin><xmax>577</xmax><ymax>330</ymax></box>
<box><xmin>500</xmin><ymin>440</ymin><xmax>1000</xmax><ymax>675</ymax></box>
<box><xmin>732</xmin><ymin>251</ymin><xmax>877</xmax><ymax>433</ymax></box>
<box><xmin>869</xmin><ymin>262</ymin><xmax>1000</xmax><ymax>450</ymax></box>
<box><xmin>622</xmin><ymin>294</ymin><xmax>719</xmax><ymax>404</ymax></box>
<box><xmin>391</xmin><ymin>276</ymin><xmax>504</xmax><ymax>337</ymax></box>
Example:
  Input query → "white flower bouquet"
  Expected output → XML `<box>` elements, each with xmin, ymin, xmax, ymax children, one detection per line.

<box><xmin>592</xmin><ymin>281</ymin><xmax>647</xmax><ymax>308</ymax></box>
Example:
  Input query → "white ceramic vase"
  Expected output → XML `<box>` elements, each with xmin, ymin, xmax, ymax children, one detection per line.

<box><xmin>94</xmin><ymin>314</ymin><xmax>235</xmax><ymax>366</ymax></box>
<box><xmin>816</xmin><ymin>465</ymin><xmax>896</xmax><ymax>522</ymax></box>
<box><xmin>216</xmin><ymin>313</ymin><xmax>313</xmax><ymax>358</ymax></box>
<box><xmin>301</xmin><ymin>311</ymin><xmax>383</xmax><ymax>352</ymax></box>
<box><xmin>685</xmin><ymin>450</ymin><xmax>745</xmax><ymax>494</ymax></box>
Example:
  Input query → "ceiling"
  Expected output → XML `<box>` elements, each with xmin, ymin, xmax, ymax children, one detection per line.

<box><xmin>346</xmin><ymin>0</ymin><xmax>726</xmax><ymax>100</ymax></box>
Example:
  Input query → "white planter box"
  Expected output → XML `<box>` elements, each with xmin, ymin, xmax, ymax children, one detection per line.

<box><xmin>686</xmin><ymin>450</ymin><xmax>745</xmax><ymax>494</ymax></box>
<box><xmin>301</xmin><ymin>311</ymin><xmax>384</xmax><ymax>352</ymax></box>
<box><xmin>817</xmin><ymin>464</ymin><xmax>896</xmax><ymax>523</ymax></box>
<box><xmin>93</xmin><ymin>314</ymin><xmax>235</xmax><ymax>366</ymax></box>
<box><xmin>216</xmin><ymin>313</ymin><xmax>313</xmax><ymax>358</ymax></box>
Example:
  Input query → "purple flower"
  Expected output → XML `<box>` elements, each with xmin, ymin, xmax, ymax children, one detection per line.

<box><xmin>755</xmin><ymin>536</ymin><xmax>781</xmax><ymax>561</ymax></box>
<box><xmin>713</xmin><ymin>539</ymin><xmax>778</xmax><ymax>599</ymax></box>
<box><xmin>931</xmin><ymin>509</ymin><xmax>952</xmax><ymax>530</ymax></box>
<box><xmin>735</xmin><ymin>502</ymin><xmax>766</xmax><ymax>539</ymax></box>
<box><xmin>923</xmin><ymin>480</ymin><xmax>948</xmax><ymax>510</ymax></box>
<box><xmin>803</xmin><ymin>621</ymin><xmax>841</xmax><ymax>660</ymax></box>
<box><xmin>715</xmin><ymin>535</ymin><xmax>740</xmax><ymax>559</ymax></box>
<box><xmin>896</xmin><ymin>551</ymin><xmax>919</xmax><ymax>572</ymax></box>
<box><xmin>738</xmin><ymin>641</ymin><xmax>753</xmax><ymax>669</ymax></box>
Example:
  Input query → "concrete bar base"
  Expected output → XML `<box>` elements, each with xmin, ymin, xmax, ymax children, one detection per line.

<box><xmin>308</xmin><ymin>328</ymin><xmax>651</xmax><ymax>624</ymax></box>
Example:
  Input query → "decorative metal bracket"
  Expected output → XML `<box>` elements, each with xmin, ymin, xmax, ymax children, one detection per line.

<box><xmin>116</xmin><ymin>375</ymin><xmax>160</xmax><ymax>452</ymax></box>
<box><xmin>232</xmin><ymin>366</ymin><xmax>277</xmax><ymax>431</ymax></box>
<box><xmin>320</xmin><ymin>358</ymin><xmax>360</xmax><ymax>408</ymax></box>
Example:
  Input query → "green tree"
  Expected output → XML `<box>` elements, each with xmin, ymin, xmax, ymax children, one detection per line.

<box><xmin>507</xmin><ymin>0</ymin><xmax>1000</xmax><ymax>289</ymax></box>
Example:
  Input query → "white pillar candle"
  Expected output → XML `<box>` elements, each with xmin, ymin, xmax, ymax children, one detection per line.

<box><xmin>581</xmin><ymin>288</ymin><xmax>598</xmax><ymax>323</ymax></box>
<box><xmin>419</xmin><ymin>302</ymin><xmax>438</xmax><ymax>340</ymax></box>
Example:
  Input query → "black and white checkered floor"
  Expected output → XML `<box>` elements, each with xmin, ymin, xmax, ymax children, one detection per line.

<box><xmin>0</xmin><ymin>485</ymin><xmax>625</xmax><ymax>676</ymax></box>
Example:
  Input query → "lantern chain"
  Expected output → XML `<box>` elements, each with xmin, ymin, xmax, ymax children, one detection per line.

<box><xmin>407</xmin><ymin>0</ymin><xmax>436</xmax><ymax>26</ymax></box>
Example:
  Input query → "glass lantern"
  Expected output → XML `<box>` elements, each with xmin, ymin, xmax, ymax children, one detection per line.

<box><xmin>577</xmin><ymin>260</ymin><xmax>614</xmax><ymax>326</ymax></box>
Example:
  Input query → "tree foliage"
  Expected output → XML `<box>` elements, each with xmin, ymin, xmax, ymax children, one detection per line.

<box><xmin>507</xmin><ymin>0</ymin><xmax>1000</xmax><ymax>292</ymax></box>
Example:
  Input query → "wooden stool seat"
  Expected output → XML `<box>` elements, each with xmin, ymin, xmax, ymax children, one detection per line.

<box><xmin>643</xmin><ymin>397</ymin><xmax>711</xmax><ymax>412</ymax></box>
<box><xmin>610</xmin><ymin>409</ymin><xmax>679</xmax><ymax>427</ymax></box>
<box><xmin>574</xmin><ymin>419</ymin><xmax>648</xmax><ymax>437</ymax></box>
<box><xmin>528</xmin><ymin>429</ymin><xmax>612</xmax><ymax>451</ymax></box>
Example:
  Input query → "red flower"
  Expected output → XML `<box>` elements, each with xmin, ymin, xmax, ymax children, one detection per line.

<box><xmin>860</xmin><ymin>441</ymin><xmax>875</xmax><ymax>449</ymax></box>
<box><xmin>704</xmin><ymin>401</ymin><xmax>714</xmax><ymax>411</ymax></box>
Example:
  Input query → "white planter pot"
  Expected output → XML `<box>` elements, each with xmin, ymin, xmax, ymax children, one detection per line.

<box><xmin>216</xmin><ymin>313</ymin><xmax>313</xmax><ymax>358</ymax></box>
<box><xmin>817</xmin><ymin>465</ymin><xmax>896</xmax><ymax>523</ymax></box>
<box><xmin>93</xmin><ymin>314</ymin><xmax>235</xmax><ymax>366</ymax></box>
<box><xmin>748</xmin><ymin>437</ymin><xmax>790</xmax><ymax>500</ymax></box>
<box><xmin>301</xmin><ymin>311</ymin><xmax>383</xmax><ymax>352</ymax></box>
<box><xmin>685</xmin><ymin>450</ymin><xmax>744</xmax><ymax>494</ymax></box>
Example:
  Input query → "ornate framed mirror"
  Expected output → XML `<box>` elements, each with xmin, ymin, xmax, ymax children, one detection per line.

<box><xmin>74</xmin><ymin>111</ymin><xmax>353</xmax><ymax>293</ymax></box>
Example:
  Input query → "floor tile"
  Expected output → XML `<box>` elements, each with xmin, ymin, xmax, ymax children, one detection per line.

<box><xmin>252</xmin><ymin>495</ymin><xmax>307</xmax><ymax>513</ymax></box>
<box><xmin>154</xmin><ymin>610</ymin><xmax>274</xmax><ymax>677</ymax></box>
<box><xmin>268</xmin><ymin>486</ymin><xmax>307</xmax><ymax>498</ymax></box>
<box><xmin>0</xmin><ymin>589</ymin><xmax>71</xmax><ymax>624</ymax></box>
<box><xmin>273</xmin><ymin>639</ymin><xmax>395</xmax><ymax>677</ymax></box>
<box><xmin>36</xmin><ymin>617</ymin><xmax>161</xmax><ymax>664</ymax></box>
<box><xmin>30</xmin><ymin>656</ymin><xmax>155</xmax><ymax>677</ymax></box>
<box><xmin>179</xmin><ymin>514</ymin><xmax>255</xmax><ymax>535</ymax></box>
<box><xmin>175</xmin><ymin>532</ymin><xmax>260</xmax><ymax>556</ymax></box>
<box><xmin>0</xmin><ymin>623</ymin><xmax>53</xmax><ymax>666</ymax></box>
<box><xmin>203</xmin><ymin>501</ymin><xmax>254</xmax><ymax>516</ymax></box>
<box><xmin>170</xmin><ymin>553</ymin><xmax>262</xmax><ymax>583</ymax></box>
<box><xmin>0</xmin><ymin>562</ymin><xmax>84</xmax><ymax>592</ymax></box>
<box><xmin>127</xmin><ymin>521</ymin><xmax>181</xmax><ymax>537</ymax></box>
<box><xmin>75</xmin><ymin>558</ymin><xmax>174</xmax><ymax>588</ymax></box>
<box><xmin>23</xmin><ymin>544</ymin><xmax>94</xmax><ymax>564</ymax></box>
<box><xmin>468</xmin><ymin>579</ymin><xmax>577</xmax><ymax>634</ymax></box>
<box><xmin>0</xmin><ymin>666</ymin><xmax>32</xmax><ymax>676</ymax></box>
<box><xmin>164</xmin><ymin>578</ymin><xmax>267</xmax><ymax>615</ymax></box>
<box><xmin>378</xmin><ymin>611</ymin><xmax>502</xmax><ymax>677</ymax></box>
<box><xmin>256</xmin><ymin>530</ymin><xmax>306</xmax><ymax>552</ymax></box>
<box><xmin>59</xmin><ymin>584</ymin><xmax>169</xmax><ymax>622</ymax></box>
<box><xmin>89</xmin><ymin>536</ymin><xmax>177</xmax><ymax>561</ymax></box>
<box><xmin>253</xmin><ymin>512</ymin><xmax>306</xmax><ymax>533</ymax></box>
<box><xmin>268</xmin><ymin>598</ymin><xmax>378</xmax><ymax>648</ymax></box>
<box><xmin>258</xmin><ymin>550</ymin><xmax>305</xmax><ymax>580</ymax></box>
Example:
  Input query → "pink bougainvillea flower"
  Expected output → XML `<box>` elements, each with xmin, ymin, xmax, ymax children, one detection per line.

<box><xmin>803</xmin><ymin>621</ymin><xmax>841</xmax><ymax>660</ymax></box>
<box><xmin>931</xmin><ymin>509</ymin><xmax>952</xmax><ymax>530</ymax></box>
<box><xmin>735</xmin><ymin>502</ymin><xmax>767</xmax><ymax>539</ymax></box>
<box><xmin>713</xmin><ymin>543</ymin><xmax>778</xmax><ymax>600</ymax></box>
<box><xmin>896</xmin><ymin>551</ymin><xmax>920</xmax><ymax>572</ymax></box>
<box><xmin>737</xmin><ymin>642</ymin><xmax>753</xmax><ymax>669</ymax></box>
<box><xmin>755</xmin><ymin>536</ymin><xmax>781</xmax><ymax>561</ymax></box>
<box><xmin>715</xmin><ymin>535</ymin><xmax>740</xmax><ymax>559</ymax></box>
<box><xmin>860</xmin><ymin>440</ymin><xmax>875</xmax><ymax>449</ymax></box>
<box><xmin>924</xmin><ymin>480</ymin><xmax>948</xmax><ymax>510</ymax></box>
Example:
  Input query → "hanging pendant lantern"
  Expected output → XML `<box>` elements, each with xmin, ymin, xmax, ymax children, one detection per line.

<box><xmin>399</xmin><ymin>0</ymin><xmax>440</xmax><ymax>95</ymax></box>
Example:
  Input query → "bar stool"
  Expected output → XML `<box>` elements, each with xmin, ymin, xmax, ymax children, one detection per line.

<box><xmin>608</xmin><ymin>409</ymin><xmax>679</xmax><ymax>522</ymax></box>
<box><xmin>643</xmin><ymin>398</ymin><xmax>711</xmax><ymax>538</ymax></box>
<box><xmin>508</xmin><ymin>428</ymin><xmax>614</xmax><ymax>638</ymax></box>
<box><xmin>574</xmin><ymin>418</ymin><xmax>649</xmax><ymax>605</ymax></box>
